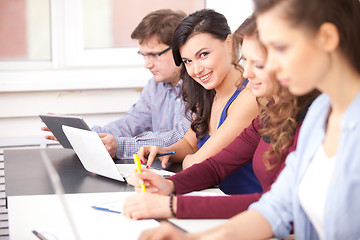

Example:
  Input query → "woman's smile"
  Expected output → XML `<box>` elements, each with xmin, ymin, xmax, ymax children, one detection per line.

<box><xmin>198</xmin><ymin>72</ymin><xmax>213</xmax><ymax>83</ymax></box>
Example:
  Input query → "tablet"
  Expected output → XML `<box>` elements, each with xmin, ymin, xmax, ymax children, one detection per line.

<box><xmin>40</xmin><ymin>114</ymin><xmax>91</xmax><ymax>149</ymax></box>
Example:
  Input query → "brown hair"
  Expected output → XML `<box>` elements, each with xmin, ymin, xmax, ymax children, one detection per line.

<box><xmin>131</xmin><ymin>9</ymin><xmax>186</xmax><ymax>46</ymax></box>
<box><xmin>172</xmin><ymin>9</ymin><xmax>244</xmax><ymax>139</ymax></box>
<box><xmin>233</xmin><ymin>14</ymin><xmax>258</xmax><ymax>62</ymax></box>
<box><xmin>234</xmin><ymin>14</ymin><xmax>320</xmax><ymax>169</ymax></box>
<box><xmin>260</xmin><ymin>86</ymin><xmax>320</xmax><ymax>169</ymax></box>
<box><xmin>254</xmin><ymin>0</ymin><xmax>360</xmax><ymax>75</ymax></box>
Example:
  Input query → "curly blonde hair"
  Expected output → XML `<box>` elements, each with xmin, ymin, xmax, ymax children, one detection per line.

<box><xmin>258</xmin><ymin>83</ymin><xmax>319</xmax><ymax>169</ymax></box>
<box><xmin>234</xmin><ymin>14</ymin><xmax>320</xmax><ymax>169</ymax></box>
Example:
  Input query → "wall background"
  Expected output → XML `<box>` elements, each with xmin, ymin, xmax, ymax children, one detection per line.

<box><xmin>0</xmin><ymin>0</ymin><xmax>254</xmax><ymax>142</ymax></box>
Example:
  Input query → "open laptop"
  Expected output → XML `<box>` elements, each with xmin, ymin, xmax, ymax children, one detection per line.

<box><xmin>62</xmin><ymin>125</ymin><xmax>175</xmax><ymax>182</ymax></box>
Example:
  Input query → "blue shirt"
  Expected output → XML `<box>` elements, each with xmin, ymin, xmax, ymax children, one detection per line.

<box><xmin>92</xmin><ymin>78</ymin><xmax>191</xmax><ymax>159</ymax></box>
<box><xmin>198</xmin><ymin>79</ymin><xmax>262</xmax><ymax>195</ymax></box>
<box><xmin>250</xmin><ymin>93</ymin><xmax>360</xmax><ymax>239</ymax></box>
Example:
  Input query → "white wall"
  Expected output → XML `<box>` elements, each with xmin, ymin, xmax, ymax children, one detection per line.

<box><xmin>0</xmin><ymin>0</ymin><xmax>254</xmax><ymax>143</ymax></box>
<box><xmin>208</xmin><ymin>0</ymin><xmax>254</xmax><ymax>31</ymax></box>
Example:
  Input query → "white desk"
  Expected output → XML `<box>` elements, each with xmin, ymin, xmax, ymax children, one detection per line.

<box><xmin>5</xmin><ymin>149</ymin><xmax>229</xmax><ymax>239</ymax></box>
<box><xmin>8</xmin><ymin>192</ymin><xmax>160</xmax><ymax>240</ymax></box>
<box><xmin>8</xmin><ymin>191</ymin><xmax>229</xmax><ymax>240</ymax></box>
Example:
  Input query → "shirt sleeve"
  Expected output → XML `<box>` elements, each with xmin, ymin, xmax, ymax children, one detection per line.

<box><xmin>168</xmin><ymin>116</ymin><xmax>262</xmax><ymax>194</ymax></box>
<box><xmin>115</xmin><ymin>119</ymin><xmax>190</xmax><ymax>159</ymax></box>
<box><xmin>92</xmin><ymin>79</ymin><xmax>191</xmax><ymax>159</ymax></box>
<box><xmin>249</xmin><ymin>154</ymin><xmax>296</xmax><ymax>238</ymax></box>
<box><xmin>175</xmin><ymin>120</ymin><xmax>302</xmax><ymax>219</ymax></box>
<box><xmin>176</xmin><ymin>162</ymin><xmax>286</xmax><ymax>219</ymax></box>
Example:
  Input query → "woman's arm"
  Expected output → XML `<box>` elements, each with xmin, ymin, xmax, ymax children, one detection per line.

<box><xmin>170</xmin><ymin>116</ymin><xmax>262</xmax><ymax>194</ymax></box>
<box><xmin>183</xmin><ymin>88</ymin><xmax>259</xmax><ymax>169</ymax></box>
<box><xmin>197</xmin><ymin>209</ymin><xmax>273</xmax><ymax>239</ymax></box>
<box><xmin>138</xmin><ymin>210</ymin><xmax>273</xmax><ymax>240</ymax></box>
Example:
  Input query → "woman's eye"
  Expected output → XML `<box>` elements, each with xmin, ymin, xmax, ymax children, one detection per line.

<box><xmin>254</xmin><ymin>63</ymin><xmax>264</xmax><ymax>69</ymax></box>
<box><xmin>199</xmin><ymin>52</ymin><xmax>209</xmax><ymax>58</ymax></box>
<box><xmin>274</xmin><ymin>45</ymin><xmax>287</xmax><ymax>52</ymax></box>
<box><xmin>183</xmin><ymin>59</ymin><xmax>191</xmax><ymax>64</ymax></box>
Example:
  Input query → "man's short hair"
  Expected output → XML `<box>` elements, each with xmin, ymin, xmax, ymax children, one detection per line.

<box><xmin>131</xmin><ymin>9</ymin><xmax>186</xmax><ymax>46</ymax></box>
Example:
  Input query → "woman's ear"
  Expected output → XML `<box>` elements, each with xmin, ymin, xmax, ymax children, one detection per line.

<box><xmin>317</xmin><ymin>22</ymin><xmax>340</xmax><ymax>53</ymax></box>
<box><xmin>225</xmin><ymin>34</ymin><xmax>233</xmax><ymax>51</ymax></box>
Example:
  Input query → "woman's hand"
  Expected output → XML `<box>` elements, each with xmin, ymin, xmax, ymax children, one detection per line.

<box><xmin>138</xmin><ymin>146</ymin><xmax>171</xmax><ymax>168</ymax></box>
<box><xmin>139</xmin><ymin>221</ymin><xmax>236</xmax><ymax>240</ymax></box>
<box><xmin>126</xmin><ymin>169</ymin><xmax>175</xmax><ymax>194</ymax></box>
<box><xmin>123</xmin><ymin>193</ymin><xmax>173</xmax><ymax>220</ymax></box>
<box><xmin>139</xmin><ymin>222</ymin><xmax>197</xmax><ymax>240</ymax></box>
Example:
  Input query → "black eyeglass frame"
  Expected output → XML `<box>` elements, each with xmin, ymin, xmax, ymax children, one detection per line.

<box><xmin>137</xmin><ymin>46</ymin><xmax>171</xmax><ymax>59</ymax></box>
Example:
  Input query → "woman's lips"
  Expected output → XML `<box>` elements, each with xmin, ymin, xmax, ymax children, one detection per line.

<box><xmin>198</xmin><ymin>72</ymin><xmax>213</xmax><ymax>83</ymax></box>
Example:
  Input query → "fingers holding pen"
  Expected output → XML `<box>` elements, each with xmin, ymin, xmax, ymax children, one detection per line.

<box><xmin>137</xmin><ymin>146</ymin><xmax>175</xmax><ymax>168</ymax></box>
<box><xmin>138</xmin><ymin>145</ymin><xmax>161</xmax><ymax>168</ymax></box>
<box><xmin>126</xmin><ymin>169</ymin><xmax>174</xmax><ymax>195</ymax></box>
<box><xmin>126</xmin><ymin>169</ymin><xmax>159</xmax><ymax>193</ymax></box>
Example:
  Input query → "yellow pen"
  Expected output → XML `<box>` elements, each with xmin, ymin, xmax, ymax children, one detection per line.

<box><xmin>133</xmin><ymin>154</ymin><xmax>146</xmax><ymax>192</ymax></box>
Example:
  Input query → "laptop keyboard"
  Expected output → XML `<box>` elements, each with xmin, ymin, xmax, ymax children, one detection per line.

<box><xmin>115</xmin><ymin>164</ymin><xmax>175</xmax><ymax>179</ymax></box>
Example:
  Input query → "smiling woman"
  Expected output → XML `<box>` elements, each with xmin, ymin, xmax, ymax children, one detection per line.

<box><xmin>136</xmin><ymin>9</ymin><xmax>262</xmax><ymax>197</ymax></box>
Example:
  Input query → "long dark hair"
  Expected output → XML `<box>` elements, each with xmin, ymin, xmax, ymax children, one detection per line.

<box><xmin>254</xmin><ymin>0</ymin><xmax>360</xmax><ymax>75</ymax></box>
<box><xmin>234</xmin><ymin>14</ymin><xmax>320</xmax><ymax>169</ymax></box>
<box><xmin>172</xmin><ymin>9</ymin><xmax>243</xmax><ymax>139</ymax></box>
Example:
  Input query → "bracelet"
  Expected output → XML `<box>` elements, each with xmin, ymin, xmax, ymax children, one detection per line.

<box><xmin>169</xmin><ymin>193</ymin><xmax>176</xmax><ymax>217</ymax></box>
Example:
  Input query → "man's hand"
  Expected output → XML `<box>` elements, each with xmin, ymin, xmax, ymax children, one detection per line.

<box><xmin>98</xmin><ymin>133</ymin><xmax>117</xmax><ymax>158</ymax></box>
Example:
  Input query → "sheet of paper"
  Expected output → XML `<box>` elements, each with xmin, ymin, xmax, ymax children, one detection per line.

<box><xmin>183</xmin><ymin>188</ymin><xmax>228</xmax><ymax>197</ymax></box>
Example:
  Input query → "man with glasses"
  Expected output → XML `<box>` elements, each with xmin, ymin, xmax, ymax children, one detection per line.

<box><xmin>90</xmin><ymin>9</ymin><xmax>191</xmax><ymax>160</ymax></box>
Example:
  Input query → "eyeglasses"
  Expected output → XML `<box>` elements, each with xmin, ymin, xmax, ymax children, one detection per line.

<box><xmin>137</xmin><ymin>46</ymin><xmax>171</xmax><ymax>61</ymax></box>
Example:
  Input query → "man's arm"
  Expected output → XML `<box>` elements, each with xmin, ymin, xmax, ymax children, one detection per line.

<box><xmin>93</xmin><ymin>79</ymin><xmax>191</xmax><ymax>159</ymax></box>
<box><xmin>115</xmin><ymin>117</ymin><xmax>190</xmax><ymax>159</ymax></box>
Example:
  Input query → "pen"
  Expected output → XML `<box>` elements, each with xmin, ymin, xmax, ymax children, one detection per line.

<box><xmin>92</xmin><ymin>205</ymin><xmax>122</xmax><ymax>214</ymax></box>
<box><xmin>144</xmin><ymin>151</ymin><xmax>176</xmax><ymax>159</ymax></box>
<box><xmin>155</xmin><ymin>151</ymin><xmax>176</xmax><ymax>158</ymax></box>
<box><xmin>32</xmin><ymin>230</ymin><xmax>48</xmax><ymax>240</ymax></box>
<box><xmin>133</xmin><ymin>154</ymin><xmax>146</xmax><ymax>192</ymax></box>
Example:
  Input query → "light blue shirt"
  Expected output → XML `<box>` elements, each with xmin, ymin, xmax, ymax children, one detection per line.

<box><xmin>250</xmin><ymin>93</ymin><xmax>360</xmax><ymax>239</ymax></box>
<box><xmin>92</xmin><ymin>78</ymin><xmax>191</xmax><ymax>159</ymax></box>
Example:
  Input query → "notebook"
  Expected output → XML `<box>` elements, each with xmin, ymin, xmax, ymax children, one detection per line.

<box><xmin>62</xmin><ymin>125</ymin><xmax>175</xmax><ymax>182</ymax></box>
<box><xmin>40</xmin><ymin>114</ymin><xmax>91</xmax><ymax>149</ymax></box>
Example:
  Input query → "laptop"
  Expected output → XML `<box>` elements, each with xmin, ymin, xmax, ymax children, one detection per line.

<box><xmin>62</xmin><ymin>125</ymin><xmax>175</xmax><ymax>182</ymax></box>
<box><xmin>40</xmin><ymin>114</ymin><xmax>91</xmax><ymax>149</ymax></box>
